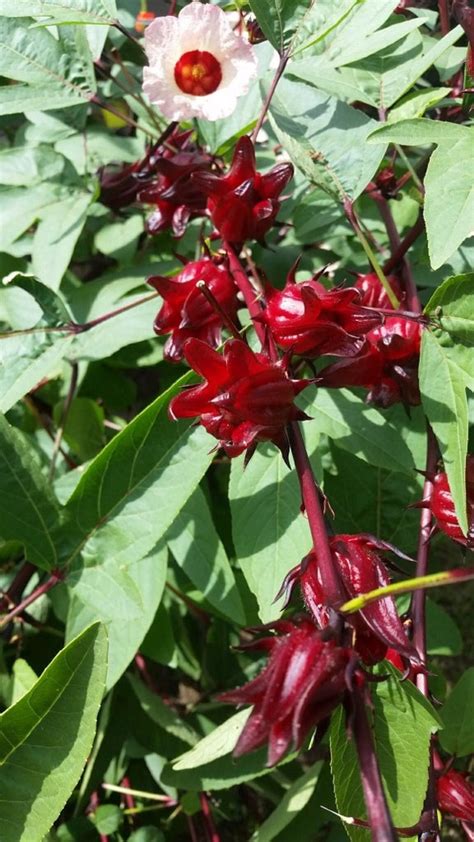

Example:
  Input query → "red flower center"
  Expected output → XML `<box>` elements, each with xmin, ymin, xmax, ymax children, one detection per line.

<box><xmin>174</xmin><ymin>50</ymin><xmax>222</xmax><ymax>96</ymax></box>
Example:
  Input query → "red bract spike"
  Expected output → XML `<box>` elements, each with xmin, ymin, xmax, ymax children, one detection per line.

<box><xmin>218</xmin><ymin>617</ymin><xmax>350</xmax><ymax>766</ymax></box>
<box><xmin>168</xmin><ymin>337</ymin><xmax>310</xmax><ymax>458</ymax></box>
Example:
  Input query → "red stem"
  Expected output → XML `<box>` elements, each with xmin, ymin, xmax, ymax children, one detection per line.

<box><xmin>120</xmin><ymin>777</ymin><xmax>135</xmax><ymax>814</ymax></box>
<box><xmin>199</xmin><ymin>792</ymin><xmax>221</xmax><ymax>842</ymax></box>
<box><xmin>196</xmin><ymin>281</ymin><xmax>242</xmax><ymax>340</ymax></box>
<box><xmin>0</xmin><ymin>571</ymin><xmax>62</xmax><ymax>628</ymax></box>
<box><xmin>375</xmin><ymin>197</ymin><xmax>421</xmax><ymax>313</ymax></box>
<box><xmin>439</xmin><ymin>0</ymin><xmax>450</xmax><ymax>35</ymax></box>
<box><xmin>76</xmin><ymin>291</ymin><xmax>159</xmax><ymax>332</ymax></box>
<box><xmin>251</xmin><ymin>53</ymin><xmax>289</xmax><ymax>143</ymax></box>
<box><xmin>4</xmin><ymin>561</ymin><xmax>36</xmax><ymax>604</ymax></box>
<box><xmin>411</xmin><ymin>424</ymin><xmax>438</xmax><ymax>693</ymax></box>
<box><xmin>351</xmin><ymin>684</ymin><xmax>398</xmax><ymax>842</ymax></box>
<box><xmin>383</xmin><ymin>214</ymin><xmax>425</xmax><ymax>275</ymax></box>
<box><xmin>224</xmin><ymin>243</ymin><xmax>267</xmax><ymax>345</ymax></box>
<box><xmin>288</xmin><ymin>424</ymin><xmax>345</xmax><ymax>607</ymax></box>
<box><xmin>410</xmin><ymin>425</ymin><xmax>440</xmax><ymax>840</ymax></box>
<box><xmin>187</xmin><ymin>816</ymin><xmax>199</xmax><ymax>842</ymax></box>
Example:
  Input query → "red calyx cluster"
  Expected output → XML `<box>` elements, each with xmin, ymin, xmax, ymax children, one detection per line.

<box><xmin>430</xmin><ymin>455</ymin><xmax>474</xmax><ymax>547</ymax></box>
<box><xmin>263</xmin><ymin>269</ymin><xmax>383</xmax><ymax>358</ymax></box>
<box><xmin>437</xmin><ymin>769</ymin><xmax>474</xmax><ymax>825</ymax></box>
<box><xmin>280</xmin><ymin>534</ymin><xmax>418</xmax><ymax>666</ymax></box>
<box><xmin>148</xmin><ymin>256</ymin><xmax>240</xmax><ymax>363</ymax></box>
<box><xmin>218</xmin><ymin>617</ymin><xmax>350</xmax><ymax>766</ymax></box>
<box><xmin>168</xmin><ymin>338</ymin><xmax>309</xmax><ymax>459</ymax></box>
<box><xmin>318</xmin><ymin>273</ymin><xmax>422</xmax><ymax>407</ymax></box>
<box><xmin>99</xmin><ymin>130</ymin><xmax>213</xmax><ymax>237</ymax></box>
<box><xmin>137</xmin><ymin>131</ymin><xmax>213</xmax><ymax>237</ymax></box>
<box><xmin>192</xmin><ymin>136</ymin><xmax>294</xmax><ymax>244</ymax></box>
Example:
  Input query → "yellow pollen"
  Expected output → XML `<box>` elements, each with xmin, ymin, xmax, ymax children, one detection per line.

<box><xmin>191</xmin><ymin>63</ymin><xmax>206</xmax><ymax>81</ymax></box>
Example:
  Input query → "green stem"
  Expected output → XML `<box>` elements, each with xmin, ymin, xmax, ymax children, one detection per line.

<box><xmin>344</xmin><ymin>199</ymin><xmax>400</xmax><ymax>309</ymax></box>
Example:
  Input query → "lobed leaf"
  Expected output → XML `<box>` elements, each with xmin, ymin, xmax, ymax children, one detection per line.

<box><xmin>0</xmin><ymin>623</ymin><xmax>107</xmax><ymax>842</ymax></box>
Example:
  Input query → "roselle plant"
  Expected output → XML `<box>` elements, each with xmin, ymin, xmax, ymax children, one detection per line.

<box><xmin>0</xmin><ymin>1</ymin><xmax>473</xmax><ymax>841</ymax></box>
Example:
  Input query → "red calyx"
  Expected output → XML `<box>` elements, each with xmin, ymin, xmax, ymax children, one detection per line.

<box><xmin>354</xmin><ymin>272</ymin><xmax>403</xmax><ymax>310</ymax></box>
<box><xmin>318</xmin><ymin>315</ymin><xmax>422</xmax><ymax>408</ymax></box>
<box><xmin>280</xmin><ymin>534</ymin><xmax>417</xmax><ymax>666</ymax></box>
<box><xmin>218</xmin><ymin>617</ymin><xmax>350</xmax><ymax>766</ymax></box>
<box><xmin>138</xmin><ymin>131</ymin><xmax>214</xmax><ymax>237</ymax></box>
<box><xmin>148</xmin><ymin>256</ymin><xmax>240</xmax><ymax>363</ymax></box>
<box><xmin>168</xmin><ymin>337</ymin><xmax>310</xmax><ymax>459</ymax></box>
<box><xmin>263</xmin><ymin>270</ymin><xmax>383</xmax><ymax>359</ymax></box>
<box><xmin>98</xmin><ymin>130</ymin><xmax>213</xmax><ymax>237</ymax></box>
<box><xmin>437</xmin><ymin>769</ymin><xmax>474</xmax><ymax>823</ymax></box>
<box><xmin>191</xmin><ymin>135</ymin><xmax>294</xmax><ymax>244</ymax></box>
<box><xmin>430</xmin><ymin>455</ymin><xmax>474</xmax><ymax>547</ymax></box>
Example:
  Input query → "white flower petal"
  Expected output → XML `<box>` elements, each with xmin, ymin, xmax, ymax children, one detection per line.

<box><xmin>143</xmin><ymin>1</ymin><xmax>258</xmax><ymax>122</ymax></box>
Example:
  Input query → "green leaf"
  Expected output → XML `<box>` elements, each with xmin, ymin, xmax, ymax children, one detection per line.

<box><xmin>424</xmin><ymin>139</ymin><xmax>474</xmax><ymax>270</ymax></box>
<box><xmin>268</xmin><ymin>76</ymin><xmax>385</xmax><ymax>201</ymax></box>
<box><xmin>323</xmin><ymin>447</ymin><xmax>423</xmax><ymax>553</ymax></box>
<box><xmin>10</xmin><ymin>659</ymin><xmax>38</xmax><ymax>705</ymax></box>
<box><xmin>439</xmin><ymin>668</ymin><xmax>474</xmax><ymax>757</ymax></box>
<box><xmin>425</xmin><ymin>272</ymin><xmax>474</xmax><ymax>343</ymax></box>
<box><xmin>0</xmin><ymin>274</ymin><xmax>73</xmax><ymax>413</ymax></box>
<box><xmin>32</xmin><ymin>190</ymin><xmax>93</xmax><ymax>290</ymax></box>
<box><xmin>0</xmin><ymin>184</ymin><xmax>62</xmax><ymax>251</ymax></box>
<box><xmin>368</xmin><ymin>117</ymin><xmax>470</xmax><ymax>145</ymax></box>
<box><xmin>0</xmin><ymin>18</ymin><xmax>96</xmax><ymax>115</ymax></box>
<box><xmin>425</xmin><ymin>600</ymin><xmax>462</xmax><ymax>657</ymax></box>
<box><xmin>0</xmin><ymin>145</ymin><xmax>64</xmax><ymax>187</ymax></box>
<box><xmin>419</xmin><ymin>329</ymin><xmax>473</xmax><ymax>535</ymax></box>
<box><xmin>330</xmin><ymin>667</ymin><xmax>441</xmax><ymax>840</ymax></box>
<box><xmin>0</xmin><ymin>622</ymin><xmax>107</xmax><ymax>842</ymax></box>
<box><xmin>0</xmin><ymin>0</ymin><xmax>117</xmax><ymax>23</ymax></box>
<box><xmin>249</xmin><ymin>761</ymin><xmax>323</xmax><ymax>842</ymax></box>
<box><xmin>325</xmin><ymin>18</ymin><xmax>426</xmax><ymax>68</ymax></box>
<box><xmin>172</xmin><ymin>710</ymin><xmax>250</xmax><ymax>771</ymax></box>
<box><xmin>128</xmin><ymin>674</ymin><xmax>198</xmax><ymax>747</ymax></box>
<box><xmin>66</xmin><ymin>541</ymin><xmax>168</xmax><ymax>690</ymax></box>
<box><xmin>55</xmin><ymin>397</ymin><xmax>105</xmax><ymax>462</ymax></box>
<box><xmin>229</xmin><ymin>425</ymin><xmax>319</xmax><ymax>623</ymax></box>
<box><xmin>291</xmin><ymin>24</ymin><xmax>463</xmax><ymax>110</ymax></box>
<box><xmin>0</xmin><ymin>414</ymin><xmax>62</xmax><ymax>570</ymax></box>
<box><xmin>388</xmin><ymin>88</ymin><xmax>452</xmax><ymax>122</ymax></box>
<box><xmin>301</xmin><ymin>387</ymin><xmax>426</xmax><ymax>474</ymax></box>
<box><xmin>93</xmin><ymin>805</ymin><xmax>122</xmax><ymax>835</ymax></box>
<box><xmin>60</xmin><ymin>377</ymin><xmax>214</xmax><ymax>574</ymax></box>
<box><xmin>248</xmin><ymin>0</ymin><xmax>357</xmax><ymax>56</ymax></box>
<box><xmin>166</xmin><ymin>487</ymin><xmax>245</xmax><ymax>626</ymax></box>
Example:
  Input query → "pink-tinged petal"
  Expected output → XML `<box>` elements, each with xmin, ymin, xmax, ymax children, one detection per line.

<box><xmin>143</xmin><ymin>3</ymin><xmax>257</xmax><ymax>122</ymax></box>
